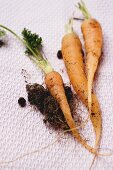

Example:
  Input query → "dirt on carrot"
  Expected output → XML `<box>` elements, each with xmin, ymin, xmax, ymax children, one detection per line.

<box><xmin>26</xmin><ymin>83</ymin><xmax>81</xmax><ymax>131</ymax></box>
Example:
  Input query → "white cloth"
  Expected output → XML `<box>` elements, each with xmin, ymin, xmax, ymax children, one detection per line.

<box><xmin>0</xmin><ymin>0</ymin><xmax>113</xmax><ymax>169</ymax></box>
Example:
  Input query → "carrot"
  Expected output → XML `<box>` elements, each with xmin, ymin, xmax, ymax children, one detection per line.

<box><xmin>0</xmin><ymin>25</ymin><xmax>98</xmax><ymax>154</ymax></box>
<box><xmin>61</xmin><ymin>19</ymin><xmax>102</xmax><ymax>151</ymax></box>
<box><xmin>77</xmin><ymin>0</ymin><xmax>103</xmax><ymax>124</ymax></box>
<box><xmin>76</xmin><ymin>1</ymin><xmax>103</xmax><ymax>167</ymax></box>
<box><xmin>45</xmin><ymin>71</ymin><xmax>97</xmax><ymax>154</ymax></box>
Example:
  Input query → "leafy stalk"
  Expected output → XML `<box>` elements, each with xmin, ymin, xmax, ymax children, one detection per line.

<box><xmin>22</xmin><ymin>28</ymin><xmax>42</xmax><ymax>56</ymax></box>
<box><xmin>76</xmin><ymin>0</ymin><xmax>91</xmax><ymax>19</ymax></box>
<box><xmin>0</xmin><ymin>25</ymin><xmax>53</xmax><ymax>74</ymax></box>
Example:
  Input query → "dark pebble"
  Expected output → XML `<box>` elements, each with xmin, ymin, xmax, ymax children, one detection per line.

<box><xmin>57</xmin><ymin>50</ymin><xmax>63</xmax><ymax>59</ymax></box>
<box><xmin>18</xmin><ymin>97</ymin><xmax>26</xmax><ymax>107</ymax></box>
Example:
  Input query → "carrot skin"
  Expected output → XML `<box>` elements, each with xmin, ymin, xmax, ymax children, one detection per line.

<box><xmin>87</xmin><ymin>53</ymin><xmax>99</xmax><ymax>116</ymax></box>
<box><xmin>81</xmin><ymin>19</ymin><xmax>103</xmax><ymax>59</ymax></box>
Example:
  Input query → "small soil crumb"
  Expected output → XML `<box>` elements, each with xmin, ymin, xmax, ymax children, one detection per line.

<box><xmin>91</xmin><ymin>113</ymin><xmax>95</xmax><ymax>116</ymax></box>
<box><xmin>57</xmin><ymin>50</ymin><xmax>63</xmax><ymax>59</ymax></box>
<box><xmin>81</xmin><ymin>49</ymin><xmax>84</xmax><ymax>57</ymax></box>
<box><xmin>21</xmin><ymin>69</ymin><xmax>31</xmax><ymax>83</ymax></box>
<box><xmin>0</xmin><ymin>40</ymin><xmax>5</xmax><ymax>47</ymax></box>
<box><xmin>18</xmin><ymin>97</ymin><xmax>26</xmax><ymax>107</ymax></box>
<box><xmin>26</xmin><ymin>83</ymin><xmax>81</xmax><ymax>131</ymax></box>
<box><xmin>61</xmin><ymin>69</ymin><xmax>64</xmax><ymax>73</ymax></box>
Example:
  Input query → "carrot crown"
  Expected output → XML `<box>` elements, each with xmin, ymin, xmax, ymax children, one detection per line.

<box><xmin>76</xmin><ymin>0</ymin><xmax>91</xmax><ymax>19</ymax></box>
<box><xmin>0</xmin><ymin>25</ymin><xmax>53</xmax><ymax>74</ymax></box>
<box><xmin>65</xmin><ymin>18</ymin><xmax>74</xmax><ymax>34</ymax></box>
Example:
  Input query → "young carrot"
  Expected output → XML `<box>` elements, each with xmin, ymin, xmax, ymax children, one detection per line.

<box><xmin>77</xmin><ymin>0</ymin><xmax>103</xmax><ymax>120</ymax></box>
<box><xmin>0</xmin><ymin>25</ymin><xmax>97</xmax><ymax>154</ymax></box>
<box><xmin>61</xmin><ymin>19</ymin><xmax>102</xmax><ymax>151</ymax></box>
<box><xmin>76</xmin><ymin>2</ymin><xmax>103</xmax><ymax>167</ymax></box>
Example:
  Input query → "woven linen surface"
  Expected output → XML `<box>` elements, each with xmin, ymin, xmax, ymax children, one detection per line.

<box><xmin>0</xmin><ymin>0</ymin><xmax>113</xmax><ymax>169</ymax></box>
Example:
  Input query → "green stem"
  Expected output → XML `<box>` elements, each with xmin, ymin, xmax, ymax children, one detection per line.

<box><xmin>65</xmin><ymin>18</ymin><xmax>74</xmax><ymax>34</ymax></box>
<box><xmin>0</xmin><ymin>25</ymin><xmax>53</xmax><ymax>74</ymax></box>
<box><xmin>76</xmin><ymin>0</ymin><xmax>91</xmax><ymax>19</ymax></box>
<box><xmin>35</xmin><ymin>48</ymin><xmax>44</xmax><ymax>60</ymax></box>
<box><xmin>0</xmin><ymin>29</ymin><xmax>6</xmax><ymax>37</ymax></box>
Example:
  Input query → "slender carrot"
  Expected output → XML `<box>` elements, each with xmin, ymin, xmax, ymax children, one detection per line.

<box><xmin>0</xmin><ymin>25</ymin><xmax>97</xmax><ymax>154</ymax></box>
<box><xmin>61</xmin><ymin>19</ymin><xmax>102</xmax><ymax>151</ymax></box>
<box><xmin>76</xmin><ymin>1</ymin><xmax>103</xmax><ymax>168</ymax></box>
<box><xmin>77</xmin><ymin>0</ymin><xmax>103</xmax><ymax>124</ymax></box>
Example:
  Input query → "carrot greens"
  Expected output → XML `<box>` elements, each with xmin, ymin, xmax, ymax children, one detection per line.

<box><xmin>76</xmin><ymin>0</ymin><xmax>91</xmax><ymax>19</ymax></box>
<box><xmin>0</xmin><ymin>25</ymin><xmax>53</xmax><ymax>74</ymax></box>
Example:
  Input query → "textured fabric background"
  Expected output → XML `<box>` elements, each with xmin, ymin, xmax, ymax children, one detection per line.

<box><xmin>0</xmin><ymin>0</ymin><xmax>113</xmax><ymax>169</ymax></box>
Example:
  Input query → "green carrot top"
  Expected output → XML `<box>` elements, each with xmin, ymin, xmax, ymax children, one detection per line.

<box><xmin>0</xmin><ymin>25</ymin><xmax>53</xmax><ymax>74</ymax></box>
<box><xmin>76</xmin><ymin>0</ymin><xmax>91</xmax><ymax>19</ymax></box>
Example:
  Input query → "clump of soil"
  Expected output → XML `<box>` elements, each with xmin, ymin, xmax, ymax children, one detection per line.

<box><xmin>26</xmin><ymin>83</ymin><xmax>81</xmax><ymax>131</ymax></box>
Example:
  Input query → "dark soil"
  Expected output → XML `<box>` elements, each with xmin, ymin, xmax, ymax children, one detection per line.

<box><xmin>0</xmin><ymin>40</ymin><xmax>5</xmax><ymax>47</ymax></box>
<box><xmin>26</xmin><ymin>83</ymin><xmax>80</xmax><ymax>131</ymax></box>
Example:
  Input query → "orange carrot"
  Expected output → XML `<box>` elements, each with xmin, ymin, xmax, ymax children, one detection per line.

<box><xmin>45</xmin><ymin>71</ymin><xmax>97</xmax><ymax>154</ymax></box>
<box><xmin>77</xmin><ymin>1</ymin><xmax>103</xmax><ymax>168</ymax></box>
<box><xmin>77</xmin><ymin>0</ymin><xmax>103</xmax><ymax>125</ymax></box>
<box><xmin>61</xmin><ymin>19</ymin><xmax>102</xmax><ymax>151</ymax></box>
